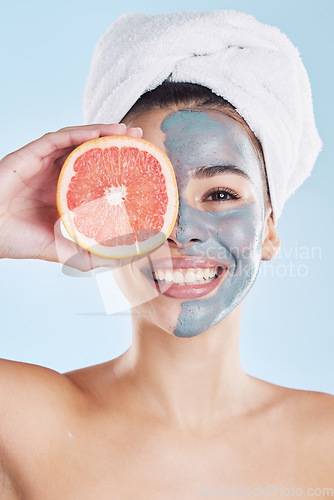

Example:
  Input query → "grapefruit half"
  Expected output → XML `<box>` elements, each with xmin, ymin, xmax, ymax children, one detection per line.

<box><xmin>56</xmin><ymin>135</ymin><xmax>178</xmax><ymax>259</ymax></box>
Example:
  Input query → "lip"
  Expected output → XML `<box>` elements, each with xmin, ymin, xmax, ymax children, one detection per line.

<box><xmin>141</xmin><ymin>257</ymin><xmax>228</xmax><ymax>299</ymax></box>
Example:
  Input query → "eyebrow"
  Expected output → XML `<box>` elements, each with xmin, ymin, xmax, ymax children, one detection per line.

<box><xmin>190</xmin><ymin>165</ymin><xmax>251</xmax><ymax>182</ymax></box>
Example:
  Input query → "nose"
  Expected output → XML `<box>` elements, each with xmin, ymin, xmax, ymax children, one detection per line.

<box><xmin>167</xmin><ymin>200</ymin><xmax>208</xmax><ymax>247</ymax></box>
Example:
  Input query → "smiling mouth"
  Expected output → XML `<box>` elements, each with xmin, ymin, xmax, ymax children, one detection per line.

<box><xmin>143</xmin><ymin>265</ymin><xmax>228</xmax><ymax>299</ymax></box>
<box><xmin>152</xmin><ymin>266</ymin><xmax>225</xmax><ymax>286</ymax></box>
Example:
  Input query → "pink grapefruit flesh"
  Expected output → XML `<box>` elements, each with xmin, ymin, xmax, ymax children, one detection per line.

<box><xmin>56</xmin><ymin>135</ymin><xmax>179</xmax><ymax>258</ymax></box>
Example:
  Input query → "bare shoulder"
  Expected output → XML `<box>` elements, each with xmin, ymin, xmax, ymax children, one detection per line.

<box><xmin>0</xmin><ymin>358</ymin><xmax>85</xmax><ymax>487</ymax></box>
<box><xmin>282</xmin><ymin>388</ymin><xmax>334</xmax><ymax>464</ymax></box>
<box><xmin>251</xmin><ymin>383</ymin><xmax>334</xmax><ymax>481</ymax></box>
<box><xmin>284</xmin><ymin>388</ymin><xmax>334</xmax><ymax>422</ymax></box>
<box><xmin>0</xmin><ymin>357</ymin><xmax>83</xmax><ymax>423</ymax></box>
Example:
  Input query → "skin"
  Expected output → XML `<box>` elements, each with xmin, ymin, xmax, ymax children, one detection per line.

<box><xmin>149</xmin><ymin>108</ymin><xmax>264</xmax><ymax>337</ymax></box>
<box><xmin>0</xmin><ymin>113</ymin><xmax>333</xmax><ymax>498</ymax></box>
<box><xmin>112</xmin><ymin>106</ymin><xmax>275</xmax><ymax>339</ymax></box>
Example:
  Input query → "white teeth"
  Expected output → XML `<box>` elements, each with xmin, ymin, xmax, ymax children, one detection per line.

<box><xmin>164</xmin><ymin>270</ymin><xmax>173</xmax><ymax>283</ymax></box>
<box><xmin>153</xmin><ymin>267</ymin><xmax>218</xmax><ymax>284</ymax></box>
<box><xmin>184</xmin><ymin>270</ymin><xmax>196</xmax><ymax>283</ymax></box>
<box><xmin>204</xmin><ymin>268</ymin><xmax>211</xmax><ymax>279</ymax></box>
<box><xmin>173</xmin><ymin>270</ymin><xmax>185</xmax><ymax>284</ymax></box>
<box><xmin>195</xmin><ymin>269</ymin><xmax>204</xmax><ymax>280</ymax></box>
<box><xmin>157</xmin><ymin>270</ymin><xmax>165</xmax><ymax>281</ymax></box>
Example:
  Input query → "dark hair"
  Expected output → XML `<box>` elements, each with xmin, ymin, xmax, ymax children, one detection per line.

<box><xmin>121</xmin><ymin>81</ymin><xmax>271</xmax><ymax>211</ymax></box>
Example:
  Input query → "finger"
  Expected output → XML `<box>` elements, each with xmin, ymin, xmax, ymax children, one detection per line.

<box><xmin>57</xmin><ymin>123</ymin><xmax>127</xmax><ymax>135</ymax></box>
<box><xmin>49</xmin><ymin>127</ymin><xmax>145</xmax><ymax>172</ymax></box>
<box><xmin>58</xmin><ymin>123</ymin><xmax>125</xmax><ymax>131</ymax></box>
<box><xmin>11</xmin><ymin>123</ymin><xmax>127</xmax><ymax>169</ymax></box>
<box><xmin>54</xmin><ymin>149</ymin><xmax>74</xmax><ymax>170</ymax></box>
<box><xmin>125</xmin><ymin>127</ymin><xmax>143</xmax><ymax>139</ymax></box>
<box><xmin>45</xmin><ymin>123</ymin><xmax>134</xmax><ymax>166</ymax></box>
<box><xmin>30</xmin><ymin>124</ymin><xmax>127</xmax><ymax>157</ymax></box>
<box><xmin>0</xmin><ymin>125</ymin><xmax>120</xmax><ymax>184</ymax></box>
<box><xmin>50</xmin><ymin>125</ymin><xmax>142</xmax><ymax>164</ymax></box>
<box><xmin>46</xmin><ymin>145</ymin><xmax>79</xmax><ymax>165</ymax></box>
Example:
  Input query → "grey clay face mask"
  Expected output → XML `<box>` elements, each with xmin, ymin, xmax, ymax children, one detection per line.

<box><xmin>160</xmin><ymin>109</ymin><xmax>265</xmax><ymax>338</ymax></box>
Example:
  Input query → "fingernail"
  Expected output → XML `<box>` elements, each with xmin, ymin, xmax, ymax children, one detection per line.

<box><xmin>119</xmin><ymin>123</ymin><xmax>126</xmax><ymax>130</ymax></box>
<box><xmin>134</xmin><ymin>127</ymin><xmax>143</xmax><ymax>136</ymax></box>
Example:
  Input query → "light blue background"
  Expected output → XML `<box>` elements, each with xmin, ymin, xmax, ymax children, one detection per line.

<box><xmin>1</xmin><ymin>0</ymin><xmax>333</xmax><ymax>393</ymax></box>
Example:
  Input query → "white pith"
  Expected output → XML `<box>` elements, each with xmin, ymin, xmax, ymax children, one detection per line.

<box><xmin>104</xmin><ymin>185</ymin><xmax>127</xmax><ymax>206</ymax></box>
<box><xmin>153</xmin><ymin>267</ymin><xmax>218</xmax><ymax>284</ymax></box>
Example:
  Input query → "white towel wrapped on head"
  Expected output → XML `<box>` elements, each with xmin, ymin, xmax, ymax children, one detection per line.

<box><xmin>83</xmin><ymin>10</ymin><xmax>322</xmax><ymax>222</ymax></box>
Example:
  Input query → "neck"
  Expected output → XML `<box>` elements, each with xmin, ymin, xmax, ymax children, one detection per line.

<box><xmin>115</xmin><ymin>303</ymin><xmax>272</xmax><ymax>433</ymax></box>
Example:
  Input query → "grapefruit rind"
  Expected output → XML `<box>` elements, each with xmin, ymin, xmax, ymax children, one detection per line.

<box><xmin>56</xmin><ymin>135</ymin><xmax>179</xmax><ymax>259</ymax></box>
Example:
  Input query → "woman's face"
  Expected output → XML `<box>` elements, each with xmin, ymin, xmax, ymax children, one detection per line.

<box><xmin>113</xmin><ymin>106</ymin><xmax>268</xmax><ymax>338</ymax></box>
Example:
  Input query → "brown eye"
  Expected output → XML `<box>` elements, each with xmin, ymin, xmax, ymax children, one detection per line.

<box><xmin>204</xmin><ymin>188</ymin><xmax>241</xmax><ymax>202</ymax></box>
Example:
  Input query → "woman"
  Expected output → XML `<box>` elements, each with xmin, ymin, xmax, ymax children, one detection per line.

<box><xmin>0</xmin><ymin>10</ymin><xmax>333</xmax><ymax>499</ymax></box>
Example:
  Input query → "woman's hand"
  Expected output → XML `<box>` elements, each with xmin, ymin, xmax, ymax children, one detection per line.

<box><xmin>0</xmin><ymin>123</ymin><xmax>143</xmax><ymax>271</ymax></box>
